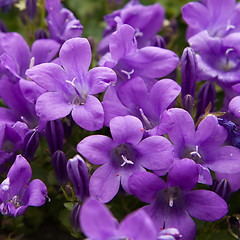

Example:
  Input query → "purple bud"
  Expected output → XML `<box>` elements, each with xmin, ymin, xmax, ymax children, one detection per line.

<box><xmin>67</xmin><ymin>155</ymin><xmax>89</xmax><ymax>202</ymax></box>
<box><xmin>35</xmin><ymin>29</ymin><xmax>48</xmax><ymax>39</ymax></box>
<box><xmin>22</xmin><ymin>129</ymin><xmax>40</xmax><ymax>161</ymax></box>
<box><xmin>52</xmin><ymin>150</ymin><xmax>68</xmax><ymax>185</ymax></box>
<box><xmin>71</xmin><ymin>202</ymin><xmax>81</xmax><ymax>232</ymax></box>
<box><xmin>151</xmin><ymin>35</ymin><xmax>166</xmax><ymax>48</ymax></box>
<box><xmin>0</xmin><ymin>20</ymin><xmax>7</xmax><ymax>32</ymax></box>
<box><xmin>26</xmin><ymin>0</ymin><xmax>37</xmax><ymax>21</ymax></box>
<box><xmin>196</xmin><ymin>81</ymin><xmax>216</xmax><ymax>120</ymax></box>
<box><xmin>181</xmin><ymin>47</ymin><xmax>198</xmax><ymax>107</ymax></box>
<box><xmin>45</xmin><ymin>120</ymin><xmax>64</xmax><ymax>156</ymax></box>
<box><xmin>183</xmin><ymin>94</ymin><xmax>194</xmax><ymax>114</ymax></box>
<box><xmin>210</xmin><ymin>179</ymin><xmax>231</xmax><ymax>201</ymax></box>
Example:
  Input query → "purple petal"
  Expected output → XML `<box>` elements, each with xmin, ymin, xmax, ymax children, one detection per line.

<box><xmin>196</xmin><ymin>115</ymin><xmax>227</xmax><ymax>150</ymax></box>
<box><xmin>77</xmin><ymin>135</ymin><xmax>113</xmax><ymax>165</ymax></box>
<box><xmin>31</xmin><ymin>39</ymin><xmax>61</xmax><ymax>65</ymax></box>
<box><xmin>0</xmin><ymin>107</ymin><xmax>18</xmax><ymax>124</ymax></box>
<box><xmin>87</xmin><ymin>67</ymin><xmax>117</xmax><ymax>95</ymax></box>
<box><xmin>206</xmin><ymin>146</ymin><xmax>240</xmax><ymax>174</ymax></box>
<box><xmin>149</xmin><ymin>79</ymin><xmax>181</xmax><ymax>116</ymax></box>
<box><xmin>72</xmin><ymin>95</ymin><xmax>104</xmax><ymax>131</ymax></box>
<box><xmin>36</xmin><ymin>92</ymin><xmax>72</xmax><ymax>121</ymax></box>
<box><xmin>89</xmin><ymin>163</ymin><xmax>120</xmax><ymax>203</ymax></box>
<box><xmin>59</xmin><ymin>38</ymin><xmax>91</xmax><ymax>81</ymax></box>
<box><xmin>164</xmin><ymin>108</ymin><xmax>195</xmax><ymax>153</ymax></box>
<box><xmin>124</xmin><ymin>47</ymin><xmax>179</xmax><ymax>79</ymax></box>
<box><xmin>167</xmin><ymin>159</ymin><xmax>199</xmax><ymax>192</ymax></box>
<box><xmin>129</xmin><ymin>171</ymin><xmax>167</xmax><ymax>203</ymax></box>
<box><xmin>186</xmin><ymin>190</ymin><xmax>228</xmax><ymax>221</ymax></box>
<box><xmin>197</xmin><ymin>164</ymin><xmax>213</xmax><ymax>185</ymax></box>
<box><xmin>229</xmin><ymin>96</ymin><xmax>240</xmax><ymax>118</ymax></box>
<box><xmin>80</xmin><ymin>198</ymin><xmax>118</xmax><ymax>240</ymax></box>
<box><xmin>7</xmin><ymin>155</ymin><xmax>31</xmax><ymax>198</ymax></box>
<box><xmin>119</xmin><ymin>209</ymin><xmax>157</xmax><ymax>240</ymax></box>
<box><xmin>109</xmin><ymin>24</ymin><xmax>137</xmax><ymax>62</ymax></box>
<box><xmin>21</xmin><ymin>179</ymin><xmax>47</xmax><ymax>207</ymax></box>
<box><xmin>102</xmin><ymin>86</ymin><xmax>130</xmax><ymax>126</ymax></box>
<box><xmin>26</xmin><ymin>63</ymin><xmax>68</xmax><ymax>91</ymax></box>
<box><xmin>110</xmin><ymin>115</ymin><xmax>143</xmax><ymax>145</ymax></box>
<box><xmin>137</xmin><ymin>136</ymin><xmax>174</xmax><ymax>170</ymax></box>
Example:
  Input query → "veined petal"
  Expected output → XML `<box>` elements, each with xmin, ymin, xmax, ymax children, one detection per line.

<box><xmin>137</xmin><ymin>136</ymin><xmax>174</xmax><ymax>170</ymax></box>
<box><xmin>87</xmin><ymin>67</ymin><xmax>117</xmax><ymax>95</ymax></box>
<box><xmin>186</xmin><ymin>190</ymin><xmax>228</xmax><ymax>221</ymax></box>
<box><xmin>77</xmin><ymin>135</ymin><xmax>113</xmax><ymax>165</ymax></box>
<box><xmin>59</xmin><ymin>38</ymin><xmax>91</xmax><ymax>81</ymax></box>
<box><xmin>36</xmin><ymin>92</ymin><xmax>72</xmax><ymax>121</ymax></box>
<box><xmin>124</xmin><ymin>47</ymin><xmax>179</xmax><ymax>79</ymax></box>
<box><xmin>129</xmin><ymin>171</ymin><xmax>167</xmax><ymax>203</ymax></box>
<box><xmin>149</xmin><ymin>79</ymin><xmax>181</xmax><ymax>116</ymax></box>
<box><xmin>168</xmin><ymin>159</ymin><xmax>199</xmax><ymax>192</ymax></box>
<box><xmin>80</xmin><ymin>198</ymin><xmax>118</xmax><ymax>240</ymax></box>
<box><xmin>89</xmin><ymin>163</ymin><xmax>120</xmax><ymax>203</ymax></box>
<box><xmin>6</xmin><ymin>155</ymin><xmax>31</xmax><ymax>199</ymax></box>
<box><xmin>72</xmin><ymin>95</ymin><xmax>104</xmax><ymax>131</ymax></box>
<box><xmin>31</xmin><ymin>39</ymin><xmax>61</xmax><ymax>65</ymax></box>
<box><xmin>119</xmin><ymin>209</ymin><xmax>157</xmax><ymax>240</ymax></box>
<box><xmin>26</xmin><ymin>63</ymin><xmax>68</xmax><ymax>92</ymax></box>
<box><xmin>109</xmin><ymin>24</ymin><xmax>137</xmax><ymax>62</ymax></box>
<box><xmin>110</xmin><ymin>115</ymin><xmax>143</xmax><ymax>145</ymax></box>
<box><xmin>21</xmin><ymin>179</ymin><xmax>48</xmax><ymax>207</ymax></box>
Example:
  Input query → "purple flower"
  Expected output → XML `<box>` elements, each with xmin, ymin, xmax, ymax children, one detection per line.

<box><xmin>0</xmin><ymin>155</ymin><xmax>48</xmax><ymax>217</ymax></box>
<box><xmin>77</xmin><ymin>115</ymin><xmax>174</xmax><ymax>202</ymax></box>
<box><xmin>102</xmin><ymin>76</ymin><xmax>181</xmax><ymax>135</ymax></box>
<box><xmin>98</xmin><ymin>0</ymin><xmax>165</xmax><ymax>55</ymax></box>
<box><xmin>26</xmin><ymin>37</ymin><xmax>117</xmax><ymax>131</ymax></box>
<box><xmin>182</xmin><ymin>0</ymin><xmax>240</xmax><ymax>39</ymax></box>
<box><xmin>162</xmin><ymin>108</ymin><xmax>240</xmax><ymax>184</ymax></box>
<box><xmin>99</xmin><ymin>24</ymin><xmax>179</xmax><ymax>88</ymax></box>
<box><xmin>80</xmin><ymin>198</ymin><xmax>158</xmax><ymax>240</ymax></box>
<box><xmin>45</xmin><ymin>0</ymin><xmax>83</xmax><ymax>44</ymax></box>
<box><xmin>129</xmin><ymin>159</ymin><xmax>228</xmax><ymax>240</ymax></box>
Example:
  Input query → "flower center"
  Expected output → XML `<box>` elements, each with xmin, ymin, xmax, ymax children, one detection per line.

<box><xmin>181</xmin><ymin>145</ymin><xmax>203</xmax><ymax>164</ymax></box>
<box><xmin>139</xmin><ymin>108</ymin><xmax>153</xmax><ymax>130</ymax></box>
<box><xmin>163</xmin><ymin>187</ymin><xmax>180</xmax><ymax>208</ymax></box>
<box><xmin>111</xmin><ymin>143</ymin><xmax>136</xmax><ymax>168</ymax></box>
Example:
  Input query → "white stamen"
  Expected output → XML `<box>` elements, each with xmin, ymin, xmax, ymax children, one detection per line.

<box><xmin>169</xmin><ymin>195</ymin><xmax>174</xmax><ymax>207</ymax></box>
<box><xmin>1</xmin><ymin>178</ymin><xmax>10</xmax><ymax>191</ymax></box>
<box><xmin>121</xmin><ymin>69</ymin><xmax>134</xmax><ymax>80</ymax></box>
<box><xmin>139</xmin><ymin>108</ymin><xmax>152</xmax><ymax>130</ymax></box>
<box><xmin>190</xmin><ymin>145</ymin><xmax>201</xmax><ymax>159</ymax></box>
<box><xmin>29</xmin><ymin>57</ymin><xmax>35</xmax><ymax>68</ymax></box>
<box><xmin>135</xmin><ymin>28</ymin><xmax>143</xmax><ymax>37</ymax></box>
<box><xmin>120</xmin><ymin>155</ymin><xmax>134</xmax><ymax>167</ymax></box>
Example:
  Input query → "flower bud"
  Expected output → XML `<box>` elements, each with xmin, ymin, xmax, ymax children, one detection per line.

<box><xmin>52</xmin><ymin>150</ymin><xmax>68</xmax><ymax>185</ymax></box>
<box><xmin>35</xmin><ymin>29</ymin><xmax>48</xmax><ymax>39</ymax></box>
<box><xmin>71</xmin><ymin>202</ymin><xmax>81</xmax><ymax>232</ymax></box>
<box><xmin>67</xmin><ymin>155</ymin><xmax>89</xmax><ymax>202</ymax></box>
<box><xmin>196</xmin><ymin>81</ymin><xmax>216</xmax><ymax>120</ymax></box>
<box><xmin>22</xmin><ymin>129</ymin><xmax>40</xmax><ymax>161</ymax></box>
<box><xmin>181</xmin><ymin>47</ymin><xmax>198</xmax><ymax>108</ymax></box>
<box><xmin>26</xmin><ymin>0</ymin><xmax>37</xmax><ymax>21</ymax></box>
<box><xmin>183</xmin><ymin>94</ymin><xmax>194</xmax><ymax>114</ymax></box>
<box><xmin>45</xmin><ymin>120</ymin><xmax>64</xmax><ymax>156</ymax></box>
<box><xmin>151</xmin><ymin>35</ymin><xmax>166</xmax><ymax>48</ymax></box>
<box><xmin>0</xmin><ymin>20</ymin><xmax>7</xmax><ymax>33</ymax></box>
<box><xmin>210</xmin><ymin>179</ymin><xmax>231</xmax><ymax>201</ymax></box>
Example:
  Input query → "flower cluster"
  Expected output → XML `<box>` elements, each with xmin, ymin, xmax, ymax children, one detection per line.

<box><xmin>0</xmin><ymin>0</ymin><xmax>240</xmax><ymax>240</ymax></box>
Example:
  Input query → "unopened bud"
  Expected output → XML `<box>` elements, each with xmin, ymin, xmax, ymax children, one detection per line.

<box><xmin>45</xmin><ymin>120</ymin><xmax>64</xmax><ymax>156</ymax></box>
<box><xmin>67</xmin><ymin>155</ymin><xmax>89</xmax><ymax>202</ymax></box>
<box><xmin>210</xmin><ymin>179</ymin><xmax>231</xmax><ymax>201</ymax></box>
<box><xmin>35</xmin><ymin>29</ymin><xmax>48</xmax><ymax>39</ymax></box>
<box><xmin>52</xmin><ymin>150</ymin><xmax>68</xmax><ymax>185</ymax></box>
<box><xmin>71</xmin><ymin>202</ymin><xmax>82</xmax><ymax>232</ymax></box>
<box><xmin>196</xmin><ymin>81</ymin><xmax>216</xmax><ymax>120</ymax></box>
<box><xmin>183</xmin><ymin>94</ymin><xmax>194</xmax><ymax>114</ymax></box>
<box><xmin>26</xmin><ymin>0</ymin><xmax>37</xmax><ymax>21</ymax></box>
<box><xmin>22</xmin><ymin>129</ymin><xmax>40</xmax><ymax>161</ymax></box>
<box><xmin>181</xmin><ymin>47</ymin><xmax>198</xmax><ymax>107</ymax></box>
